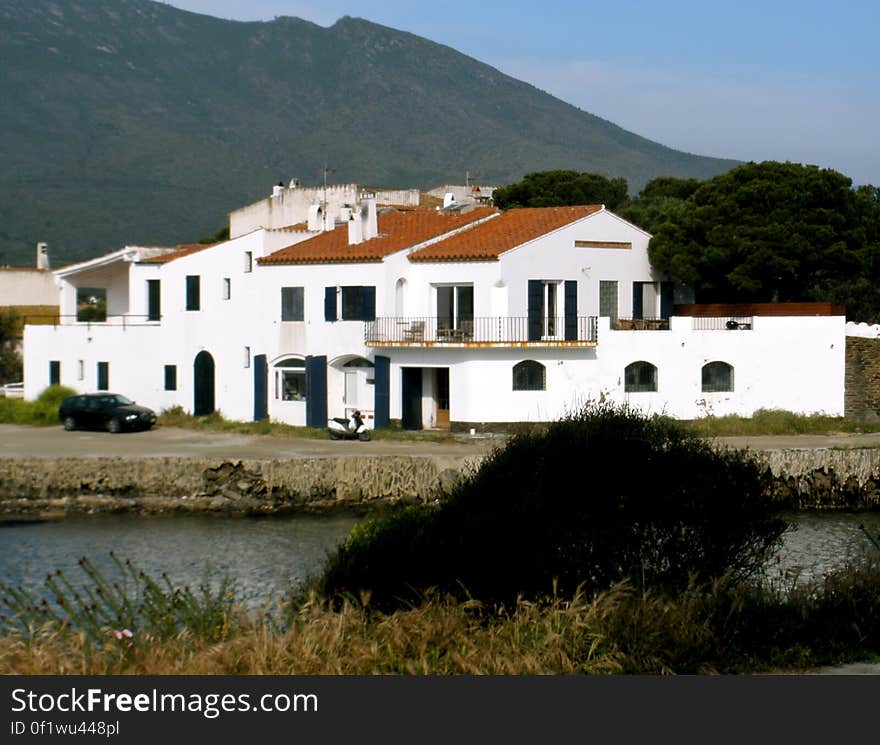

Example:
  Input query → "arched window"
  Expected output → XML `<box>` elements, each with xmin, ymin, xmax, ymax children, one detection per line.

<box><xmin>513</xmin><ymin>360</ymin><xmax>546</xmax><ymax>391</ymax></box>
<box><xmin>702</xmin><ymin>361</ymin><xmax>734</xmax><ymax>392</ymax></box>
<box><xmin>274</xmin><ymin>357</ymin><xmax>306</xmax><ymax>401</ymax></box>
<box><xmin>624</xmin><ymin>361</ymin><xmax>657</xmax><ymax>392</ymax></box>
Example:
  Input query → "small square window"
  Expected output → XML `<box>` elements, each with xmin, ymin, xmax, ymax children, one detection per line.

<box><xmin>281</xmin><ymin>287</ymin><xmax>304</xmax><ymax>321</ymax></box>
<box><xmin>222</xmin><ymin>278</ymin><xmax>231</xmax><ymax>300</ymax></box>
<box><xmin>244</xmin><ymin>251</ymin><xmax>253</xmax><ymax>273</ymax></box>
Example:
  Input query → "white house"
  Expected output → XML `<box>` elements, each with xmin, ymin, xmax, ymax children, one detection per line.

<box><xmin>22</xmin><ymin>187</ymin><xmax>846</xmax><ymax>430</ymax></box>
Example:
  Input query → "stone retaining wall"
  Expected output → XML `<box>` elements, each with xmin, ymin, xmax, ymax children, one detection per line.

<box><xmin>1</xmin><ymin>447</ymin><xmax>879</xmax><ymax>518</ymax></box>
<box><xmin>756</xmin><ymin>448</ymin><xmax>880</xmax><ymax>510</ymax></box>
<box><xmin>0</xmin><ymin>456</ymin><xmax>480</xmax><ymax>517</ymax></box>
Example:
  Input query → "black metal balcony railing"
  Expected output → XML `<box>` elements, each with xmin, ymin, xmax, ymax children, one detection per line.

<box><xmin>691</xmin><ymin>316</ymin><xmax>754</xmax><ymax>331</ymax></box>
<box><xmin>365</xmin><ymin>316</ymin><xmax>599</xmax><ymax>346</ymax></box>
<box><xmin>22</xmin><ymin>314</ymin><xmax>161</xmax><ymax>328</ymax></box>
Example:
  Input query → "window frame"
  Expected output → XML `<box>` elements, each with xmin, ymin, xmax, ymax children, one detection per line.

<box><xmin>624</xmin><ymin>361</ymin><xmax>658</xmax><ymax>393</ymax></box>
<box><xmin>281</xmin><ymin>286</ymin><xmax>305</xmax><ymax>322</ymax></box>
<box><xmin>541</xmin><ymin>280</ymin><xmax>562</xmax><ymax>339</ymax></box>
<box><xmin>164</xmin><ymin>364</ymin><xmax>177</xmax><ymax>391</ymax></box>
<box><xmin>435</xmin><ymin>283</ymin><xmax>474</xmax><ymax>334</ymax></box>
<box><xmin>273</xmin><ymin>357</ymin><xmax>307</xmax><ymax>402</ymax></box>
<box><xmin>512</xmin><ymin>360</ymin><xmax>546</xmax><ymax>391</ymax></box>
<box><xmin>702</xmin><ymin>361</ymin><xmax>734</xmax><ymax>393</ymax></box>
<box><xmin>340</xmin><ymin>286</ymin><xmax>376</xmax><ymax>321</ymax></box>
<box><xmin>185</xmin><ymin>275</ymin><xmax>201</xmax><ymax>311</ymax></box>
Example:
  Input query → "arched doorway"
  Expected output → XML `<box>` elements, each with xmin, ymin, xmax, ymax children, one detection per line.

<box><xmin>193</xmin><ymin>350</ymin><xmax>215</xmax><ymax>415</ymax></box>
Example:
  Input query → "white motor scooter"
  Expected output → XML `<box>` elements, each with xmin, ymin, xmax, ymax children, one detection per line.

<box><xmin>328</xmin><ymin>409</ymin><xmax>371</xmax><ymax>441</ymax></box>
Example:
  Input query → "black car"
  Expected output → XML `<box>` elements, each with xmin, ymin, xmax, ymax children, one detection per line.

<box><xmin>58</xmin><ymin>393</ymin><xmax>157</xmax><ymax>433</ymax></box>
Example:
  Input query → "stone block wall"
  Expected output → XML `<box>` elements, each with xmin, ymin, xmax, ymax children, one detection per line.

<box><xmin>845</xmin><ymin>337</ymin><xmax>880</xmax><ymax>422</ymax></box>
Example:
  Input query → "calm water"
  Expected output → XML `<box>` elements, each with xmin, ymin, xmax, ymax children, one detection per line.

<box><xmin>0</xmin><ymin>513</ymin><xmax>359</xmax><ymax>608</ymax></box>
<box><xmin>769</xmin><ymin>510</ymin><xmax>880</xmax><ymax>587</ymax></box>
<box><xmin>1</xmin><ymin>511</ymin><xmax>879</xmax><ymax>608</ymax></box>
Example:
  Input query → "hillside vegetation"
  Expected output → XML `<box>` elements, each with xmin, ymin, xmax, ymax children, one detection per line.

<box><xmin>0</xmin><ymin>0</ymin><xmax>737</xmax><ymax>266</ymax></box>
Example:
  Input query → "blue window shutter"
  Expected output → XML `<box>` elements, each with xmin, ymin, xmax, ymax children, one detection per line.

<box><xmin>374</xmin><ymin>355</ymin><xmax>390</xmax><ymax>428</ymax></box>
<box><xmin>660</xmin><ymin>282</ymin><xmax>674</xmax><ymax>319</ymax></box>
<box><xmin>253</xmin><ymin>355</ymin><xmax>268</xmax><ymax>421</ymax></box>
<box><xmin>363</xmin><ymin>286</ymin><xmax>376</xmax><ymax>321</ymax></box>
<box><xmin>564</xmin><ymin>280</ymin><xmax>577</xmax><ymax>341</ymax></box>
<box><xmin>305</xmin><ymin>355</ymin><xmax>327</xmax><ymax>428</ymax></box>
<box><xmin>527</xmin><ymin>280</ymin><xmax>542</xmax><ymax>341</ymax></box>
<box><xmin>324</xmin><ymin>287</ymin><xmax>337</xmax><ymax>321</ymax></box>
<box><xmin>632</xmin><ymin>282</ymin><xmax>644</xmax><ymax>320</ymax></box>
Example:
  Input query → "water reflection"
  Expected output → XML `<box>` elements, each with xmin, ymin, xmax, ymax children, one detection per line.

<box><xmin>768</xmin><ymin>511</ymin><xmax>880</xmax><ymax>589</ymax></box>
<box><xmin>0</xmin><ymin>513</ymin><xmax>359</xmax><ymax>608</ymax></box>
<box><xmin>1</xmin><ymin>510</ymin><xmax>879</xmax><ymax>608</ymax></box>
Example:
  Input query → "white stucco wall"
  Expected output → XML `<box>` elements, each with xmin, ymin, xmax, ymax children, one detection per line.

<box><xmin>0</xmin><ymin>270</ymin><xmax>57</xmax><ymax>307</ymax></box>
<box><xmin>230</xmin><ymin>184</ymin><xmax>360</xmax><ymax>238</ymax></box>
<box><xmin>20</xmin><ymin>202</ymin><xmax>846</xmax><ymax>429</ymax></box>
<box><xmin>379</xmin><ymin>315</ymin><xmax>844</xmax><ymax>424</ymax></box>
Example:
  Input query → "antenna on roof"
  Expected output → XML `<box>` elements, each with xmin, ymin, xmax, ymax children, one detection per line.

<box><xmin>321</xmin><ymin>161</ymin><xmax>334</xmax><ymax>231</ymax></box>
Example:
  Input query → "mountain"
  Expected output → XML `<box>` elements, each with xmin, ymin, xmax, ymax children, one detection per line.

<box><xmin>0</xmin><ymin>0</ymin><xmax>739</xmax><ymax>266</ymax></box>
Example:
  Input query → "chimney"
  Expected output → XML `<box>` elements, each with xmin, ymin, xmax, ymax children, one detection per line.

<box><xmin>361</xmin><ymin>198</ymin><xmax>378</xmax><ymax>241</ymax></box>
<box><xmin>36</xmin><ymin>242</ymin><xmax>49</xmax><ymax>269</ymax></box>
<box><xmin>348</xmin><ymin>211</ymin><xmax>364</xmax><ymax>245</ymax></box>
<box><xmin>307</xmin><ymin>204</ymin><xmax>323</xmax><ymax>231</ymax></box>
<box><xmin>443</xmin><ymin>192</ymin><xmax>456</xmax><ymax>208</ymax></box>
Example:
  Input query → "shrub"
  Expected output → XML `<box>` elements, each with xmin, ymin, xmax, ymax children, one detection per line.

<box><xmin>316</xmin><ymin>403</ymin><xmax>787</xmax><ymax>609</ymax></box>
<box><xmin>0</xmin><ymin>384</ymin><xmax>76</xmax><ymax>425</ymax></box>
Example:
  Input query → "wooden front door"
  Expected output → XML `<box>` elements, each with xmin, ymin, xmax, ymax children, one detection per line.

<box><xmin>435</xmin><ymin>368</ymin><xmax>450</xmax><ymax>429</ymax></box>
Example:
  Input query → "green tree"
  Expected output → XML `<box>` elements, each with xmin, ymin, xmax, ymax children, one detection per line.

<box><xmin>647</xmin><ymin>161</ymin><xmax>880</xmax><ymax>316</ymax></box>
<box><xmin>0</xmin><ymin>309</ymin><xmax>23</xmax><ymax>385</ymax></box>
<box><xmin>618</xmin><ymin>176</ymin><xmax>704</xmax><ymax>235</ymax></box>
<box><xmin>638</xmin><ymin>176</ymin><xmax>703</xmax><ymax>201</ymax></box>
<box><xmin>198</xmin><ymin>226</ymin><xmax>230</xmax><ymax>244</ymax></box>
<box><xmin>493</xmin><ymin>170</ymin><xmax>629</xmax><ymax>210</ymax></box>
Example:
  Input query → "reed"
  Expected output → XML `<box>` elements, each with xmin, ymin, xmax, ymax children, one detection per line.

<box><xmin>4</xmin><ymin>565</ymin><xmax>880</xmax><ymax>675</ymax></box>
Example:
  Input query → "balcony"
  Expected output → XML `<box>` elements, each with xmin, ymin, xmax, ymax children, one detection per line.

<box><xmin>23</xmin><ymin>314</ymin><xmax>160</xmax><ymax>328</ymax></box>
<box><xmin>611</xmin><ymin>317</ymin><xmax>670</xmax><ymax>331</ymax></box>
<box><xmin>365</xmin><ymin>316</ymin><xmax>599</xmax><ymax>347</ymax></box>
<box><xmin>691</xmin><ymin>316</ymin><xmax>754</xmax><ymax>331</ymax></box>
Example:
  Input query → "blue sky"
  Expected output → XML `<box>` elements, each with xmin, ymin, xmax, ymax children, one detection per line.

<box><xmin>164</xmin><ymin>0</ymin><xmax>879</xmax><ymax>187</ymax></box>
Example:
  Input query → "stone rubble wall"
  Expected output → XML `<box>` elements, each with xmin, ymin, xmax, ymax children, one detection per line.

<box><xmin>0</xmin><ymin>456</ymin><xmax>480</xmax><ymax>517</ymax></box>
<box><xmin>756</xmin><ymin>448</ymin><xmax>880</xmax><ymax>510</ymax></box>
<box><xmin>1</xmin><ymin>447</ymin><xmax>880</xmax><ymax>517</ymax></box>
<box><xmin>845</xmin><ymin>336</ymin><xmax>880</xmax><ymax>422</ymax></box>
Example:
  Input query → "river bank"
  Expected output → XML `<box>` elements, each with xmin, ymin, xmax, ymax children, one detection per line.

<box><xmin>2</xmin><ymin>424</ymin><xmax>880</xmax><ymax>516</ymax></box>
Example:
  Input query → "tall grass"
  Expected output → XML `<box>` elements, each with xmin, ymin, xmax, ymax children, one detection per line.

<box><xmin>3</xmin><ymin>561</ymin><xmax>880</xmax><ymax>675</ymax></box>
<box><xmin>684</xmin><ymin>408</ymin><xmax>880</xmax><ymax>437</ymax></box>
<box><xmin>0</xmin><ymin>385</ymin><xmax>76</xmax><ymax>425</ymax></box>
<box><xmin>2</xmin><ymin>553</ymin><xmax>238</xmax><ymax>648</ymax></box>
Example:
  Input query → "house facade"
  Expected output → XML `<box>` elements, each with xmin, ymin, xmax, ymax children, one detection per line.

<box><xmin>22</xmin><ymin>188</ymin><xmax>846</xmax><ymax>429</ymax></box>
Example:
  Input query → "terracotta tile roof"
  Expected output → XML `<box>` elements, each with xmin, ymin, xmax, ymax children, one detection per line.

<box><xmin>139</xmin><ymin>243</ymin><xmax>218</xmax><ymax>264</ymax></box>
<box><xmin>408</xmin><ymin>205</ymin><xmax>603</xmax><ymax>262</ymax></box>
<box><xmin>259</xmin><ymin>207</ymin><xmax>498</xmax><ymax>265</ymax></box>
<box><xmin>274</xmin><ymin>222</ymin><xmax>310</xmax><ymax>232</ymax></box>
